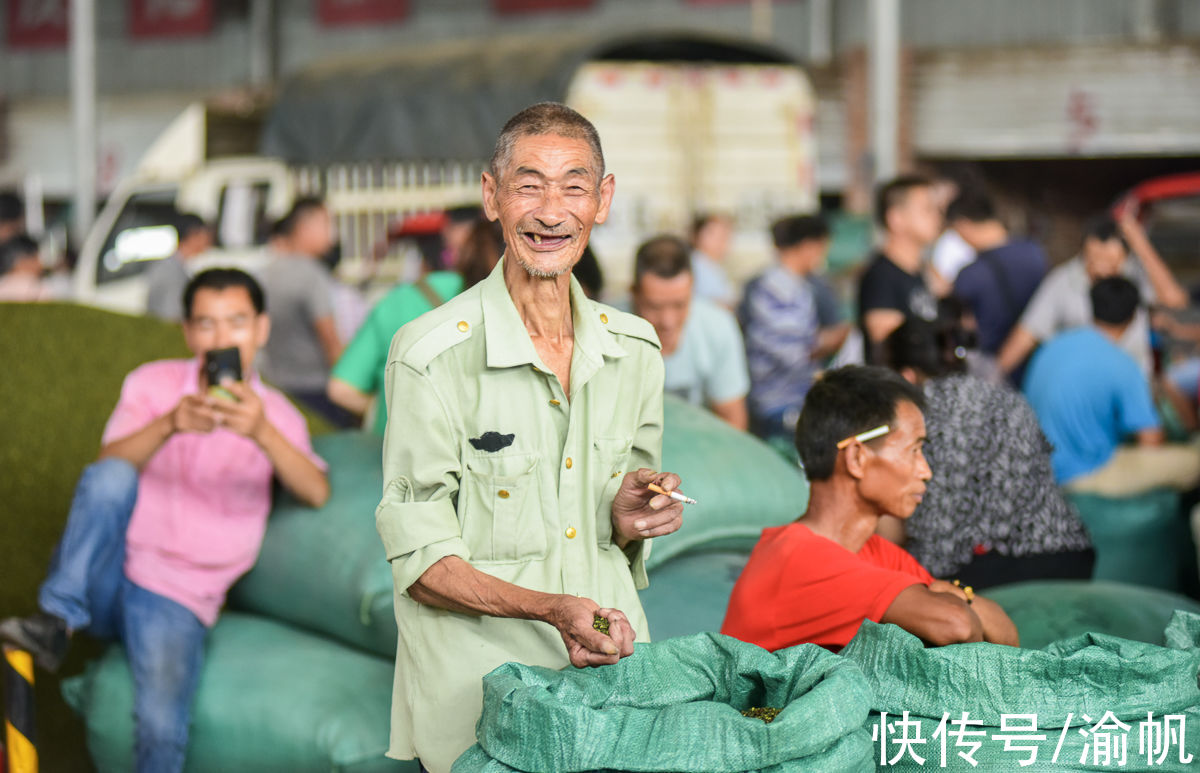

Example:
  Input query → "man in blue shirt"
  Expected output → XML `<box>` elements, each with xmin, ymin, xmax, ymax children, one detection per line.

<box><xmin>1024</xmin><ymin>277</ymin><xmax>1200</xmax><ymax>495</ymax></box>
<box><xmin>631</xmin><ymin>235</ymin><xmax>749</xmax><ymax>430</ymax></box>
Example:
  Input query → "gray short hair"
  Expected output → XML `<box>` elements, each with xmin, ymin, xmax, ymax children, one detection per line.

<box><xmin>490</xmin><ymin>102</ymin><xmax>605</xmax><ymax>181</ymax></box>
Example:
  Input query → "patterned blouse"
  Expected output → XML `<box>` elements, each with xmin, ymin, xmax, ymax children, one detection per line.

<box><xmin>905</xmin><ymin>374</ymin><xmax>1093</xmax><ymax>577</ymax></box>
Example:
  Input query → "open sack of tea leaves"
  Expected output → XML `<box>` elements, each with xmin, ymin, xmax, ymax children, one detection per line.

<box><xmin>450</xmin><ymin>632</ymin><xmax>875</xmax><ymax>773</ymax></box>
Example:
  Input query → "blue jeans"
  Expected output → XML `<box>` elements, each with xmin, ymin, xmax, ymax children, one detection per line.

<box><xmin>38</xmin><ymin>459</ymin><xmax>208</xmax><ymax>773</ymax></box>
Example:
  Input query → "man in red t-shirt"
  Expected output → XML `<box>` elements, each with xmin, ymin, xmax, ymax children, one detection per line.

<box><xmin>722</xmin><ymin>365</ymin><xmax>1018</xmax><ymax>652</ymax></box>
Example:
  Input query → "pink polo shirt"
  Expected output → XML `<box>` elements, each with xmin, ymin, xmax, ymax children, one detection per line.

<box><xmin>102</xmin><ymin>359</ymin><xmax>325</xmax><ymax>626</ymax></box>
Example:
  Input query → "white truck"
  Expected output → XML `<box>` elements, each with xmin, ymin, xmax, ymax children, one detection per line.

<box><xmin>73</xmin><ymin>33</ymin><xmax>817</xmax><ymax>314</ymax></box>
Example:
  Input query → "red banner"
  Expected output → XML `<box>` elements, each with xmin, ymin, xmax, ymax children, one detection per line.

<box><xmin>7</xmin><ymin>0</ymin><xmax>69</xmax><ymax>49</ymax></box>
<box><xmin>316</xmin><ymin>0</ymin><xmax>410</xmax><ymax>26</ymax></box>
<box><xmin>492</xmin><ymin>0</ymin><xmax>596</xmax><ymax>14</ymax></box>
<box><xmin>129</xmin><ymin>0</ymin><xmax>213</xmax><ymax>39</ymax></box>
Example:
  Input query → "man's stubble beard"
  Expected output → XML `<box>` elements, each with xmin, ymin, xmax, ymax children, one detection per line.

<box><xmin>514</xmin><ymin>252</ymin><xmax>574</xmax><ymax>279</ymax></box>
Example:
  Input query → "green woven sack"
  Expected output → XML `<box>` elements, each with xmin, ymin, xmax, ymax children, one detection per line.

<box><xmin>228</xmin><ymin>431</ymin><xmax>399</xmax><ymax>655</ymax></box>
<box><xmin>986</xmin><ymin>579</ymin><xmax>1200</xmax><ymax>650</ymax></box>
<box><xmin>1066</xmin><ymin>489</ymin><xmax>1185</xmax><ymax>591</ymax></box>
<box><xmin>452</xmin><ymin>633</ymin><xmax>874</xmax><ymax>773</ymax></box>
<box><xmin>61</xmin><ymin>613</ymin><xmax>415</xmax><ymax>773</ymax></box>
<box><xmin>842</xmin><ymin>613</ymin><xmax>1200</xmax><ymax>771</ymax></box>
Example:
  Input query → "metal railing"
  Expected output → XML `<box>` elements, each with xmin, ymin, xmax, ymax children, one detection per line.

<box><xmin>291</xmin><ymin>160</ymin><xmax>485</xmax><ymax>271</ymax></box>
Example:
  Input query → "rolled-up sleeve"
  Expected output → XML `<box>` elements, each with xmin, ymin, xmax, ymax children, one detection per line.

<box><xmin>624</xmin><ymin>348</ymin><xmax>665</xmax><ymax>590</ymax></box>
<box><xmin>376</xmin><ymin>359</ymin><xmax>470</xmax><ymax>595</ymax></box>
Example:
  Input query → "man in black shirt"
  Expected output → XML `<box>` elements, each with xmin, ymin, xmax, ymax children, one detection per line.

<box><xmin>858</xmin><ymin>175</ymin><xmax>942</xmax><ymax>363</ymax></box>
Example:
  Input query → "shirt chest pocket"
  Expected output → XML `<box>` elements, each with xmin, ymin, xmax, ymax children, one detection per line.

<box><xmin>593</xmin><ymin>435</ymin><xmax>633</xmax><ymax>548</ymax></box>
<box><xmin>461</xmin><ymin>452</ymin><xmax>546</xmax><ymax>563</ymax></box>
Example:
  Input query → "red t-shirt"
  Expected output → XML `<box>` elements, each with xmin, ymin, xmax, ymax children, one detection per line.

<box><xmin>721</xmin><ymin>522</ymin><xmax>934</xmax><ymax>652</ymax></box>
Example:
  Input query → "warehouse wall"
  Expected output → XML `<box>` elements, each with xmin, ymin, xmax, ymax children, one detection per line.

<box><xmin>3</xmin><ymin>0</ymin><xmax>1198</xmax><ymax>100</ymax></box>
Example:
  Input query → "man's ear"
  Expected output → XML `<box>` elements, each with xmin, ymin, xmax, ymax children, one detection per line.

<box><xmin>481</xmin><ymin>172</ymin><xmax>500</xmax><ymax>222</ymax></box>
<box><xmin>843</xmin><ymin>443</ymin><xmax>869</xmax><ymax>481</ymax></box>
<box><xmin>594</xmin><ymin>173</ymin><xmax>616</xmax><ymax>225</ymax></box>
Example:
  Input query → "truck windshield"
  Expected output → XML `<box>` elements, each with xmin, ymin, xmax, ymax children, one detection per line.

<box><xmin>215</xmin><ymin>180</ymin><xmax>272</xmax><ymax>249</ymax></box>
<box><xmin>96</xmin><ymin>188</ymin><xmax>180</xmax><ymax>286</ymax></box>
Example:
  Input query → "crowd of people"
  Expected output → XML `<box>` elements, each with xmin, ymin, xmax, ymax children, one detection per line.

<box><xmin>628</xmin><ymin>172</ymin><xmax>1200</xmax><ymax>588</ymax></box>
<box><xmin>2</xmin><ymin>101</ymin><xmax>1199</xmax><ymax>772</ymax></box>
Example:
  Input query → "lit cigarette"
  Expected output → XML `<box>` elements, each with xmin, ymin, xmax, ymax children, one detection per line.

<box><xmin>836</xmin><ymin>424</ymin><xmax>890</xmax><ymax>450</ymax></box>
<box><xmin>648</xmin><ymin>482</ymin><xmax>698</xmax><ymax>505</ymax></box>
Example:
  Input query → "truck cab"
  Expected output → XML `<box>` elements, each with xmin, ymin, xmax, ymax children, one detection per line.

<box><xmin>73</xmin><ymin>105</ymin><xmax>293</xmax><ymax>314</ymax></box>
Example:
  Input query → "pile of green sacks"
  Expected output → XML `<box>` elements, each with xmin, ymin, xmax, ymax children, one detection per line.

<box><xmin>61</xmin><ymin>397</ymin><xmax>811</xmax><ymax>770</ymax></box>
<box><xmin>58</xmin><ymin>388</ymin><xmax>1200</xmax><ymax>772</ymax></box>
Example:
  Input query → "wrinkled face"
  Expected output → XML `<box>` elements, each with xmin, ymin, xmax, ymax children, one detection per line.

<box><xmin>633</xmin><ymin>272</ymin><xmax>693</xmax><ymax>356</ymax></box>
<box><xmin>292</xmin><ymin>208</ymin><xmax>334</xmax><ymax>258</ymax></box>
<box><xmin>1082</xmin><ymin>236</ymin><xmax>1127</xmax><ymax>280</ymax></box>
<box><xmin>889</xmin><ymin>186</ymin><xmax>943</xmax><ymax>246</ymax></box>
<box><xmin>184</xmin><ymin>287</ymin><xmax>269</xmax><ymax>382</ymax></box>
<box><xmin>856</xmin><ymin>401</ymin><xmax>931</xmax><ymax>518</ymax></box>
<box><xmin>482</xmin><ymin>133</ymin><xmax>613</xmax><ymax>279</ymax></box>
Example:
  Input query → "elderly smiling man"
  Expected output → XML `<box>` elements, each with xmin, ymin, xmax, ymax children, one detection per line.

<box><xmin>376</xmin><ymin>103</ymin><xmax>686</xmax><ymax>771</ymax></box>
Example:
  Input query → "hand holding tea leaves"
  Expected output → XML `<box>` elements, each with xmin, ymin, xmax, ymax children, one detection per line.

<box><xmin>547</xmin><ymin>595</ymin><xmax>635</xmax><ymax>668</ymax></box>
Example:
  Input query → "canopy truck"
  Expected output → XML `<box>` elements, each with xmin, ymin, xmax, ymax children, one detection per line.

<box><xmin>74</xmin><ymin>32</ymin><xmax>817</xmax><ymax>314</ymax></box>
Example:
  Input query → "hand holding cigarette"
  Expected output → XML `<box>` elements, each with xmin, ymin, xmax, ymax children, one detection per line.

<box><xmin>610</xmin><ymin>468</ymin><xmax>686</xmax><ymax>545</ymax></box>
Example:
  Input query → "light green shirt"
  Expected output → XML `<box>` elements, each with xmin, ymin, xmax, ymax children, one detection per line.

<box><xmin>376</xmin><ymin>259</ymin><xmax>664</xmax><ymax>770</ymax></box>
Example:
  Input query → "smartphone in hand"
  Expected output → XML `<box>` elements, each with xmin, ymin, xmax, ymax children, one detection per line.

<box><xmin>203</xmin><ymin>347</ymin><xmax>242</xmax><ymax>401</ymax></box>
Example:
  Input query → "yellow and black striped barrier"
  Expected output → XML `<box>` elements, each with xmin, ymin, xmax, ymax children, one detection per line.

<box><xmin>2</xmin><ymin>645</ymin><xmax>37</xmax><ymax>773</ymax></box>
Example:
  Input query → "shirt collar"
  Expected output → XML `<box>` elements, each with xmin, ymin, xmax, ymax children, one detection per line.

<box><xmin>480</xmin><ymin>257</ymin><xmax>627</xmax><ymax>370</ymax></box>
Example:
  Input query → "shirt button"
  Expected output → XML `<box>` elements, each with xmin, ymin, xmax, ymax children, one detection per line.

<box><xmin>549</xmin><ymin>399</ymin><xmax>561</xmax><ymax>406</ymax></box>
<box><xmin>565</xmin><ymin>457</ymin><xmax>573</xmax><ymax>469</ymax></box>
<box><xmin>497</xmin><ymin>489</ymin><xmax>510</xmax><ymax>499</ymax></box>
<box><xmin>599</xmin><ymin>313</ymin><xmax>609</xmax><ymax>324</ymax></box>
<box><xmin>565</xmin><ymin>526</ymin><xmax>577</xmax><ymax>539</ymax></box>
<box><xmin>611</xmin><ymin>471</ymin><xmax>621</xmax><ymax>478</ymax></box>
<box><xmin>457</xmin><ymin>320</ymin><xmax>469</xmax><ymax>333</ymax></box>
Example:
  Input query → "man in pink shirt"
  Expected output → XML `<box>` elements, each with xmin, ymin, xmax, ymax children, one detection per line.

<box><xmin>0</xmin><ymin>268</ymin><xmax>329</xmax><ymax>773</ymax></box>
